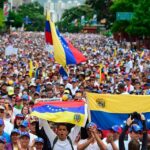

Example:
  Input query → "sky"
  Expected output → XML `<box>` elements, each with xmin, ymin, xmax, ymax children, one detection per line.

<box><xmin>36</xmin><ymin>0</ymin><xmax>85</xmax><ymax>6</ymax></box>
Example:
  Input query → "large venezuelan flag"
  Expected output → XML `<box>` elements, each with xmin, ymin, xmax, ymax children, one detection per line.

<box><xmin>31</xmin><ymin>101</ymin><xmax>87</xmax><ymax>127</ymax></box>
<box><xmin>45</xmin><ymin>13</ymin><xmax>86</xmax><ymax>67</ymax></box>
<box><xmin>87</xmin><ymin>92</ymin><xmax>150</xmax><ymax>132</ymax></box>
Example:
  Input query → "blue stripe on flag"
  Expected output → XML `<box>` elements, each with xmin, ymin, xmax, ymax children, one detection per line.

<box><xmin>33</xmin><ymin>105</ymin><xmax>85</xmax><ymax>114</ymax></box>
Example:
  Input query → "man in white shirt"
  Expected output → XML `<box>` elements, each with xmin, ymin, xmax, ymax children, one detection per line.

<box><xmin>41</xmin><ymin>120</ymin><xmax>80</xmax><ymax>150</ymax></box>
<box><xmin>125</xmin><ymin>57</ymin><xmax>133</xmax><ymax>73</ymax></box>
<box><xmin>0</xmin><ymin>105</ymin><xmax>13</xmax><ymax>135</ymax></box>
<box><xmin>66</xmin><ymin>78</ymin><xmax>79</xmax><ymax>96</ymax></box>
<box><xmin>125</xmin><ymin>78</ymin><xmax>134</xmax><ymax>93</ymax></box>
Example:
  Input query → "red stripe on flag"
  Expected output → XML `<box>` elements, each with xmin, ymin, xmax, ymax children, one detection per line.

<box><xmin>66</xmin><ymin>39</ymin><xmax>87</xmax><ymax>64</ymax></box>
<box><xmin>45</xmin><ymin>31</ymin><xmax>53</xmax><ymax>45</ymax></box>
<box><xmin>33</xmin><ymin>100</ymin><xmax>85</xmax><ymax>108</ymax></box>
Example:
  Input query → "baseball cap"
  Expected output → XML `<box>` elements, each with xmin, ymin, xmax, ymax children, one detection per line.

<box><xmin>125</xmin><ymin>78</ymin><xmax>131</xmax><ymax>81</ymax></box>
<box><xmin>72</xmin><ymin>78</ymin><xmax>77</xmax><ymax>83</ymax></box>
<box><xmin>16</xmin><ymin>114</ymin><xmax>25</xmax><ymax>119</ymax></box>
<box><xmin>34</xmin><ymin>92</ymin><xmax>40</xmax><ymax>96</ymax></box>
<box><xmin>0</xmin><ymin>119</ymin><xmax>4</xmax><ymax>126</ymax></box>
<box><xmin>11</xmin><ymin>129</ymin><xmax>20</xmax><ymax>135</ymax></box>
<box><xmin>21</xmin><ymin>94</ymin><xmax>29</xmax><ymax>101</ymax></box>
<box><xmin>129</xmin><ymin>124</ymin><xmax>142</xmax><ymax>133</ymax></box>
<box><xmin>15</xmin><ymin>96</ymin><xmax>22</xmax><ymax>102</ymax></box>
<box><xmin>111</xmin><ymin>125</ymin><xmax>122</xmax><ymax>133</ymax></box>
<box><xmin>46</xmin><ymin>82</ymin><xmax>52</xmax><ymax>85</ymax></box>
<box><xmin>20</xmin><ymin>132</ymin><xmax>30</xmax><ymax>138</ymax></box>
<box><xmin>97</xmin><ymin>127</ymin><xmax>102</xmax><ymax>131</ymax></box>
<box><xmin>20</xmin><ymin>120</ymin><xmax>29</xmax><ymax>128</ymax></box>
<box><xmin>35</xmin><ymin>137</ymin><xmax>44</xmax><ymax>144</ymax></box>
<box><xmin>7</xmin><ymin>86</ymin><xmax>14</xmax><ymax>96</ymax></box>
<box><xmin>63</xmin><ymin>76</ymin><xmax>68</xmax><ymax>81</ymax></box>
<box><xmin>29</xmin><ymin>83</ymin><xmax>36</xmax><ymax>87</ymax></box>
<box><xmin>86</xmin><ymin>122</ymin><xmax>97</xmax><ymax>129</ymax></box>
<box><xmin>0</xmin><ymin>136</ymin><xmax>6</xmax><ymax>143</ymax></box>
<box><xmin>0</xmin><ymin>105</ymin><xmax>5</xmax><ymax>110</ymax></box>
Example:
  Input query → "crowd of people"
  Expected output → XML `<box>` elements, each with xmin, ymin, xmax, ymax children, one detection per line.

<box><xmin>0</xmin><ymin>31</ymin><xmax>149</xmax><ymax>150</ymax></box>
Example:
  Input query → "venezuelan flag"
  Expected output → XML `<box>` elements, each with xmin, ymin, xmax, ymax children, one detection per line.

<box><xmin>87</xmin><ymin>92</ymin><xmax>150</xmax><ymax>133</ymax></box>
<box><xmin>140</xmin><ymin>50</ymin><xmax>145</xmax><ymax>58</ymax></box>
<box><xmin>45</xmin><ymin>12</ymin><xmax>86</xmax><ymax>67</ymax></box>
<box><xmin>31</xmin><ymin>101</ymin><xmax>87</xmax><ymax>127</ymax></box>
<box><xmin>29</xmin><ymin>60</ymin><xmax>33</xmax><ymax>77</ymax></box>
<box><xmin>45</xmin><ymin>15</ymin><xmax>53</xmax><ymax>45</ymax></box>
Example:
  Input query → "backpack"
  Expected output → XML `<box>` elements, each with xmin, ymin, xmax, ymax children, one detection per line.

<box><xmin>52</xmin><ymin>136</ymin><xmax>74</xmax><ymax>150</ymax></box>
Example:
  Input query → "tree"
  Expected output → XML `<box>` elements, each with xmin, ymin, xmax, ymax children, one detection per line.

<box><xmin>7</xmin><ymin>11</ymin><xmax>23</xmax><ymax>28</ymax></box>
<box><xmin>86</xmin><ymin>0</ymin><xmax>113</xmax><ymax>22</ymax></box>
<box><xmin>110</xmin><ymin>0</ymin><xmax>135</xmax><ymax>33</ymax></box>
<box><xmin>126</xmin><ymin>0</ymin><xmax>150</xmax><ymax>36</ymax></box>
<box><xmin>0</xmin><ymin>9</ymin><xmax>5</xmax><ymax>30</ymax></box>
<box><xmin>0</xmin><ymin>0</ymin><xmax>5</xmax><ymax>9</ymax></box>
<box><xmin>110</xmin><ymin>0</ymin><xmax>150</xmax><ymax>37</ymax></box>
<box><xmin>17</xmin><ymin>2</ymin><xmax>45</xmax><ymax>31</ymax></box>
<box><xmin>57</xmin><ymin>4</ymin><xmax>94</xmax><ymax>33</ymax></box>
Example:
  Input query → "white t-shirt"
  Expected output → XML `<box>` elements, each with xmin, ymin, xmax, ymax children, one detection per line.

<box><xmin>53</xmin><ymin>139</ymin><xmax>73</xmax><ymax>150</ymax></box>
<box><xmin>66</xmin><ymin>84</ymin><xmax>79</xmax><ymax>96</ymax></box>
<box><xmin>78</xmin><ymin>139</ymin><xmax>100</xmax><ymax>150</ymax></box>
<box><xmin>42</xmin><ymin>120</ymin><xmax>80</xmax><ymax>150</ymax></box>
<box><xmin>125</xmin><ymin>60</ymin><xmax>133</xmax><ymax>73</ymax></box>
<box><xmin>4</xmin><ymin>120</ymin><xmax>14</xmax><ymax>135</ymax></box>
<box><xmin>125</xmin><ymin>85</ymin><xmax>134</xmax><ymax>93</ymax></box>
<box><xmin>29</xmin><ymin>133</ymin><xmax>37</xmax><ymax>146</ymax></box>
<box><xmin>102</xmin><ymin>138</ymin><xmax>119</xmax><ymax>150</ymax></box>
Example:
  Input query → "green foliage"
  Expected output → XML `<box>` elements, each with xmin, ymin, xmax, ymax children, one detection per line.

<box><xmin>7</xmin><ymin>11</ymin><xmax>23</xmax><ymax>28</ymax></box>
<box><xmin>126</xmin><ymin>0</ymin><xmax>150</xmax><ymax>36</ymax></box>
<box><xmin>110</xmin><ymin>0</ymin><xmax>150</xmax><ymax>36</ymax></box>
<box><xmin>57</xmin><ymin>4</ymin><xmax>94</xmax><ymax>33</ymax></box>
<box><xmin>17</xmin><ymin>2</ymin><xmax>45</xmax><ymax>31</ymax></box>
<box><xmin>86</xmin><ymin>0</ymin><xmax>113</xmax><ymax>29</ymax></box>
<box><xmin>0</xmin><ymin>9</ymin><xmax>5</xmax><ymax>30</ymax></box>
<box><xmin>0</xmin><ymin>0</ymin><xmax>5</xmax><ymax>9</ymax></box>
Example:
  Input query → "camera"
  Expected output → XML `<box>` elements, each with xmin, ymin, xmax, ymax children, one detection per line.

<box><xmin>131</xmin><ymin>112</ymin><xmax>141</xmax><ymax>120</ymax></box>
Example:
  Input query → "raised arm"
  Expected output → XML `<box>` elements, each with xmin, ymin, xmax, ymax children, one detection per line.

<box><xmin>141</xmin><ymin>114</ymin><xmax>148</xmax><ymax>150</ymax></box>
<box><xmin>119</xmin><ymin>116</ymin><xmax>132</xmax><ymax>150</ymax></box>
<box><xmin>77</xmin><ymin>138</ymin><xmax>94</xmax><ymax>150</ymax></box>
<box><xmin>91</xmin><ymin>127</ymin><xmax>107</xmax><ymax>150</ymax></box>
<box><xmin>40</xmin><ymin>119</ymin><xmax>57</xmax><ymax>144</ymax></box>
<box><xmin>69</xmin><ymin>125</ymin><xmax>81</xmax><ymax>143</ymax></box>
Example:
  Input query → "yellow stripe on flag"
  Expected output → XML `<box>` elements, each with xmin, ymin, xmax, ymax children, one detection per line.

<box><xmin>99</xmin><ymin>64</ymin><xmax>103</xmax><ymax>83</ymax></box>
<box><xmin>31</xmin><ymin>111</ymin><xmax>85</xmax><ymax>126</ymax></box>
<box><xmin>86</xmin><ymin>92</ymin><xmax>150</xmax><ymax>113</ymax></box>
<box><xmin>47</xmin><ymin>12</ymin><xmax>66</xmax><ymax>67</ymax></box>
<box><xmin>29</xmin><ymin>60</ymin><xmax>33</xmax><ymax>77</ymax></box>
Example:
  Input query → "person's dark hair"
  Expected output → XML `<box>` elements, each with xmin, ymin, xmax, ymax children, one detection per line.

<box><xmin>64</xmin><ymin>88</ymin><xmax>72</xmax><ymax>96</ymax></box>
<box><xmin>57</xmin><ymin>123</ymin><xmax>70</xmax><ymax>132</ymax></box>
<box><xmin>29</xmin><ymin>101</ymin><xmax>34</xmax><ymax>106</ymax></box>
<box><xmin>59</xmin><ymin>84</ymin><xmax>65</xmax><ymax>87</ymax></box>
<box><xmin>128</xmin><ymin>139</ymin><xmax>140</xmax><ymax>150</ymax></box>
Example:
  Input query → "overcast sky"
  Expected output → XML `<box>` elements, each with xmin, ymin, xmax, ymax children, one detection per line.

<box><xmin>37</xmin><ymin>0</ymin><xmax>85</xmax><ymax>6</ymax></box>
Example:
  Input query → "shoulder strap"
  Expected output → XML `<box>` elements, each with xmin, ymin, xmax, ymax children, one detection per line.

<box><xmin>52</xmin><ymin>136</ymin><xmax>74</xmax><ymax>150</ymax></box>
<box><xmin>67</xmin><ymin>136</ymin><xmax>74</xmax><ymax>150</ymax></box>
<box><xmin>52</xmin><ymin>136</ymin><xmax>58</xmax><ymax>150</ymax></box>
